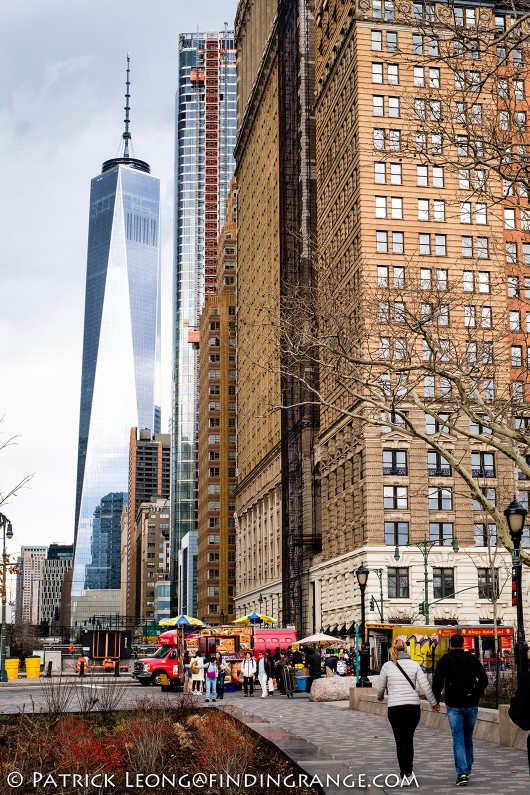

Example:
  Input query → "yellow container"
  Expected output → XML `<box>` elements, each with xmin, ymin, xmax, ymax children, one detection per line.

<box><xmin>4</xmin><ymin>658</ymin><xmax>19</xmax><ymax>680</ymax></box>
<box><xmin>25</xmin><ymin>657</ymin><xmax>41</xmax><ymax>679</ymax></box>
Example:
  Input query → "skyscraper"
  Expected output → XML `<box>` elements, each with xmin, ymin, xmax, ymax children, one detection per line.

<box><xmin>71</xmin><ymin>58</ymin><xmax>161</xmax><ymax>624</ymax></box>
<box><xmin>171</xmin><ymin>32</ymin><xmax>236</xmax><ymax>610</ymax></box>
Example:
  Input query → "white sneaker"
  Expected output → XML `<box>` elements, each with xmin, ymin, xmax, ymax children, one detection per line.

<box><xmin>261</xmin><ymin>695</ymin><xmax>267</xmax><ymax>699</ymax></box>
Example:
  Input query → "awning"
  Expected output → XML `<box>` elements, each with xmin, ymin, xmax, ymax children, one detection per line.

<box><xmin>337</xmin><ymin>624</ymin><xmax>347</xmax><ymax>636</ymax></box>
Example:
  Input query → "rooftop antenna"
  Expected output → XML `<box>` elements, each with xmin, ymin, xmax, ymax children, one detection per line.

<box><xmin>123</xmin><ymin>53</ymin><xmax>131</xmax><ymax>159</ymax></box>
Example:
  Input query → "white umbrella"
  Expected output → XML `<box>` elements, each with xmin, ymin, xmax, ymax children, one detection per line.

<box><xmin>292</xmin><ymin>633</ymin><xmax>341</xmax><ymax>647</ymax></box>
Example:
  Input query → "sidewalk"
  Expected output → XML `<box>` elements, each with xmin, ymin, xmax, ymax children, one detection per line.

<box><xmin>218</xmin><ymin>691</ymin><xmax>529</xmax><ymax>795</ymax></box>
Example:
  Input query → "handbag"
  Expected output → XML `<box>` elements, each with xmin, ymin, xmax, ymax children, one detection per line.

<box><xmin>206</xmin><ymin>664</ymin><xmax>217</xmax><ymax>680</ymax></box>
<box><xmin>395</xmin><ymin>662</ymin><xmax>417</xmax><ymax>692</ymax></box>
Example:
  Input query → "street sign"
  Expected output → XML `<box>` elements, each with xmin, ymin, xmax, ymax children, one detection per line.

<box><xmin>512</xmin><ymin>549</ymin><xmax>522</xmax><ymax>566</ymax></box>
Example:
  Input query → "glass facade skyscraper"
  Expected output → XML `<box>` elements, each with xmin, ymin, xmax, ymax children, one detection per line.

<box><xmin>171</xmin><ymin>32</ymin><xmax>236</xmax><ymax>611</ymax></box>
<box><xmin>72</xmin><ymin>64</ymin><xmax>161</xmax><ymax>623</ymax></box>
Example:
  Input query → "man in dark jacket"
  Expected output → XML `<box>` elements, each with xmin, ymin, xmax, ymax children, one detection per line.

<box><xmin>510</xmin><ymin>670</ymin><xmax>530</xmax><ymax>773</ymax></box>
<box><xmin>305</xmin><ymin>646</ymin><xmax>323</xmax><ymax>692</ymax></box>
<box><xmin>433</xmin><ymin>634</ymin><xmax>488</xmax><ymax>787</ymax></box>
<box><xmin>324</xmin><ymin>650</ymin><xmax>338</xmax><ymax>675</ymax></box>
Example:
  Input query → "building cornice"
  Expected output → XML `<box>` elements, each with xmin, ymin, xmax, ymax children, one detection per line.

<box><xmin>235</xmin><ymin>441</ymin><xmax>282</xmax><ymax>499</ymax></box>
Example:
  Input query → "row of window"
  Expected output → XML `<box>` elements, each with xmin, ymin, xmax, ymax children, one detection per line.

<box><xmin>383</xmin><ymin>449</ymin><xmax>496</xmax><ymax>478</ymax></box>
<box><xmin>376</xmin><ymin>266</ymin><xmax>491</xmax><ymax>294</ymax></box>
<box><xmin>384</xmin><ymin>484</ymin><xmax>502</xmax><ymax>513</ymax></box>
<box><xmin>388</xmin><ymin>566</ymin><xmax>501</xmax><ymax>601</ymax></box>
<box><xmin>375</xmin><ymin>197</ymin><xmax>488</xmax><ymax>226</ymax></box>
<box><xmin>375</xmin><ymin>231</ymin><xmax>490</xmax><ymax>259</ymax></box>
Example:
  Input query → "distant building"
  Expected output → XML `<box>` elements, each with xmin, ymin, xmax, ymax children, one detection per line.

<box><xmin>178</xmin><ymin>531</ymin><xmax>198</xmax><ymax>618</ymax></box>
<box><xmin>38</xmin><ymin>544</ymin><xmax>73</xmax><ymax>628</ymax></box>
<box><xmin>122</xmin><ymin>428</ymin><xmax>170</xmax><ymax>618</ymax></box>
<box><xmin>133</xmin><ymin>498</ymin><xmax>170</xmax><ymax>622</ymax></box>
<box><xmin>71</xmin><ymin>58</ymin><xmax>161</xmax><ymax>624</ymax></box>
<box><xmin>18</xmin><ymin>546</ymin><xmax>48</xmax><ymax>624</ymax></box>
<box><xmin>197</xmin><ymin>176</ymin><xmax>237</xmax><ymax>623</ymax></box>
<box><xmin>14</xmin><ymin>555</ymin><xmax>23</xmax><ymax>624</ymax></box>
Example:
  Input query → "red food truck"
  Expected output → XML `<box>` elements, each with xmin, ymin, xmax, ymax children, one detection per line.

<box><xmin>132</xmin><ymin>625</ymin><xmax>297</xmax><ymax>686</ymax></box>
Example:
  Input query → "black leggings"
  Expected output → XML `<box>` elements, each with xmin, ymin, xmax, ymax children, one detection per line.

<box><xmin>387</xmin><ymin>704</ymin><xmax>421</xmax><ymax>777</ymax></box>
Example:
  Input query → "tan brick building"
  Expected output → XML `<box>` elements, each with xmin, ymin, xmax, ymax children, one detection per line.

<box><xmin>310</xmin><ymin>0</ymin><xmax>529</xmax><ymax>644</ymax></box>
<box><xmin>235</xmin><ymin>0</ymin><xmax>320</xmax><ymax>635</ymax></box>
<box><xmin>197</xmin><ymin>178</ymin><xmax>238</xmax><ymax>624</ymax></box>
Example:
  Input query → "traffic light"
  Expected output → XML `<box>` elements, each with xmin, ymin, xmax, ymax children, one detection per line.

<box><xmin>418</xmin><ymin>601</ymin><xmax>425</xmax><ymax>616</ymax></box>
<box><xmin>369</xmin><ymin>596</ymin><xmax>375</xmax><ymax>612</ymax></box>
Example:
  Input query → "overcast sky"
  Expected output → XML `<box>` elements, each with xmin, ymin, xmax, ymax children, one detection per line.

<box><xmin>0</xmin><ymin>0</ymin><xmax>238</xmax><ymax>566</ymax></box>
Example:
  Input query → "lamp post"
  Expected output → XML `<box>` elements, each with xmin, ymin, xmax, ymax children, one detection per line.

<box><xmin>0</xmin><ymin>513</ymin><xmax>13</xmax><ymax>683</ymax></box>
<box><xmin>372</xmin><ymin>568</ymin><xmax>384</xmax><ymax>621</ymax></box>
<box><xmin>504</xmin><ymin>497</ymin><xmax>529</xmax><ymax>676</ymax></box>
<box><xmin>356</xmin><ymin>564</ymin><xmax>372</xmax><ymax>688</ymax></box>
<box><xmin>395</xmin><ymin>534</ymin><xmax>459</xmax><ymax>625</ymax></box>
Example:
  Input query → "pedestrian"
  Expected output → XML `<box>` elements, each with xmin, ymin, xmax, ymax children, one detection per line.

<box><xmin>190</xmin><ymin>650</ymin><xmax>204</xmax><ymax>694</ymax></box>
<box><xmin>432</xmin><ymin>633</ymin><xmax>488</xmax><ymax>787</ymax></box>
<box><xmin>508</xmin><ymin>670</ymin><xmax>530</xmax><ymax>773</ymax></box>
<box><xmin>292</xmin><ymin>648</ymin><xmax>303</xmax><ymax>665</ymax></box>
<box><xmin>325</xmin><ymin>649</ymin><xmax>338</xmax><ymax>676</ymax></box>
<box><xmin>182</xmin><ymin>651</ymin><xmax>191</xmax><ymax>693</ymax></box>
<box><xmin>377</xmin><ymin>638</ymin><xmax>439</xmax><ymax>785</ymax></box>
<box><xmin>215</xmin><ymin>651</ymin><xmax>227</xmax><ymax>700</ymax></box>
<box><xmin>203</xmin><ymin>653</ymin><xmax>218</xmax><ymax>703</ymax></box>
<box><xmin>241</xmin><ymin>651</ymin><xmax>256</xmax><ymax>697</ymax></box>
<box><xmin>257</xmin><ymin>651</ymin><xmax>269</xmax><ymax>698</ymax></box>
<box><xmin>266</xmin><ymin>650</ymin><xmax>276</xmax><ymax>694</ymax></box>
<box><xmin>306</xmin><ymin>646</ymin><xmax>323</xmax><ymax>692</ymax></box>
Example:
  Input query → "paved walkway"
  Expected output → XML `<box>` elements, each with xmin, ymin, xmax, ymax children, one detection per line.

<box><xmin>218</xmin><ymin>691</ymin><xmax>529</xmax><ymax>795</ymax></box>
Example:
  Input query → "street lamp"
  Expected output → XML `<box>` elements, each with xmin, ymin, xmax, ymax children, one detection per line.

<box><xmin>0</xmin><ymin>514</ymin><xmax>13</xmax><ymax>683</ymax></box>
<box><xmin>395</xmin><ymin>534</ymin><xmax>459</xmax><ymax>625</ymax></box>
<box><xmin>504</xmin><ymin>497</ymin><xmax>529</xmax><ymax>676</ymax></box>
<box><xmin>355</xmin><ymin>564</ymin><xmax>372</xmax><ymax>688</ymax></box>
<box><xmin>258</xmin><ymin>593</ymin><xmax>263</xmax><ymax>625</ymax></box>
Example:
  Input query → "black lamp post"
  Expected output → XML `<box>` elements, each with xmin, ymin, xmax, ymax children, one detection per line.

<box><xmin>258</xmin><ymin>593</ymin><xmax>263</xmax><ymax>625</ymax></box>
<box><xmin>356</xmin><ymin>564</ymin><xmax>372</xmax><ymax>688</ymax></box>
<box><xmin>0</xmin><ymin>514</ymin><xmax>13</xmax><ymax>684</ymax></box>
<box><xmin>504</xmin><ymin>497</ymin><xmax>529</xmax><ymax>676</ymax></box>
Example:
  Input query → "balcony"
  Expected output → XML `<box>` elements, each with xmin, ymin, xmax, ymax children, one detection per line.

<box><xmin>383</xmin><ymin>466</ymin><xmax>408</xmax><ymax>476</ymax></box>
<box><xmin>472</xmin><ymin>468</ymin><xmax>495</xmax><ymax>478</ymax></box>
<box><xmin>428</xmin><ymin>467</ymin><xmax>451</xmax><ymax>477</ymax></box>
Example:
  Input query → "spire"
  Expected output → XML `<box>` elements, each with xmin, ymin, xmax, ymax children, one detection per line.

<box><xmin>123</xmin><ymin>53</ymin><xmax>131</xmax><ymax>159</ymax></box>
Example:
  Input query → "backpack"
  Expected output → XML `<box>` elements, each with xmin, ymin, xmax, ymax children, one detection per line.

<box><xmin>190</xmin><ymin>658</ymin><xmax>200</xmax><ymax>675</ymax></box>
<box><xmin>509</xmin><ymin>676</ymin><xmax>530</xmax><ymax>731</ymax></box>
<box><xmin>447</xmin><ymin>652</ymin><xmax>482</xmax><ymax>704</ymax></box>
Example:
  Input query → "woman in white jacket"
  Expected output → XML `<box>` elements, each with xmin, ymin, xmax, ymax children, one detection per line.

<box><xmin>377</xmin><ymin>638</ymin><xmax>440</xmax><ymax>784</ymax></box>
<box><xmin>241</xmin><ymin>651</ymin><xmax>257</xmax><ymax>697</ymax></box>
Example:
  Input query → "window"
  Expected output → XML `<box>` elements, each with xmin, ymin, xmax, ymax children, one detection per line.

<box><xmin>416</xmin><ymin>131</ymin><xmax>427</xmax><ymax>153</ymax></box>
<box><xmin>208</xmin><ymin>534</ymin><xmax>220</xmax><ymax>545</ymax></box>
<box><xmin>392</xmin><ymin>231</ymin><xmax>404</xmax><ymax>253</ymax></box>
<box><xmin>433</xmin><ymin>167</ymin><xmax>444</xmax><ymax>187</ymax></box>
<box><xmin>412</xmin><ymin>34</ymin><xmax>423</xmax><ymax>55</ymax></box>
<box><xmin>429</xmin><ymin>487</ymin><xmax>453</xmax><ymax>510</ymax></box>
<box><xmin>373</xmin><ymin>95</ymin><xmax>384</xmax><ymax>116</ymax></box>
<box><xmin>467</xmin><ymin>341</ymin><xmax>477</xmax><ymax>363</ymax></box>
<box><xmin>371</xmin><ymin>30</ymin><xmax>382</xmax><ymax>50</ymax></box>
<box><xmin>429</xmin><ymin>67</ymin><xmax>440</xmax><ymax>88</ymax></box>
<box><xmin>428</xmin><ymin>37</ymin><xmax>439</xmax><ymax>56</ymax></box>
<box><xmin>514</xmin><ymin>80</ymin><xmax>525</xmax><ymax>100</ymax></box>
<box><xmin>420</xmin><ymin>267</ymin><xmax>431</xmax><ymax>288</ymax></box>
<box><xmin>437</xmin><ymin>269</ymin><xmax>448</xmax><ymax>291</ymax></box>
<box><xmin>510</xmin><ymin>310</ymin><xmax>521</xmax><ymax>331</ymax></box>
<box><xmin>513</xmin><ymin>382</ymin><xmax>525</xmax><ymax>402</ymax></box>
<box><xmin>384</xmin><ymin>485</ymin><xmax>408</xmax><ymax>509</ymax></box>
<box><xmin>417</xmin><ymin>165</ymin><xmax>428</xmax><ymax>186</ymax></box>
<box><xmin>372</xmin><ymin>63</ymin><xmax>383</xmax><ymax>83</ymax></box>
<box><xmin>388</xmin><ymin>568</ymin><xmax>409</xmax><ymax>598</ymax></box>
<box><xmin>388</xmin><ymin>64</ymin><xmax>399</xmax><ymax>85</ymax></box>
<box><xmin>424</xmin><ymin>375</ymin><xmax>435</xmax><ymax>397</ymax></box>
<box><xmin>462</xmin><ymin>236</ymin><xmax>473</xmax><ymax>258</ymax></box>
<box><xmin>373</xmin><ymin>128</ymin><xmax>385</xmax><ymax>149</ymax></box>
<box><xmin>385</xmin><ymin>521</ymin><xmax>409</xmax><ymax>545</ymax></box>
<box><xmin>506</xmin><ymin>241</ymin><xmax>517</xmax><ymax>264</ymax></box>
<box><xmin>478</xmin><ymin>568</ymin><xmax>499</xmax><ymax>600</ymax></box>
<box><xmin>390</xmin><ymin>163</ymin><xmax>402</xmax><ymax>184</ymax></box>
<box><xmin>512</xmin><ymin>346</ymin><xmax>523</xmax><ymax>367</ymax></box>
<box><xmin>430</xmin><ymin>522</ymin><xmax>454</xmax><ymax>546</ymax></box>
<box><xmin>383</xmin><ymin>449</ymin><xmax>407</xmax><ymax>475</ymax></box>
<box><xmin>428</xmin><ymin>451</ymin><xmax>451</xmax><ymax>476</ymax></box>
<box><xmin>389</xmin><ymin>129</ymin><xmax>401</xmax><ymax>150</ymax></box>
<box><xmin>471</xmin><ymin>451</ymin><xmax>495</xmax><ymax>478</ymax></box>
<box><xmin>374</xmin><ymin>162</ymin><xmax>386</xmax><ymax>183</ymax></box>
<box><xmin>435</xmin><ymin>235</ymin><xmax>447</xmax><ymax>256</ymax></box>
<box><xmin>418</xmin><ymin>200</ymin><xmax>429</xmax><ymax>221</ymax></box>
<box><xmin>375</xmin><ymin>196</ymin><xmax>387</xmax><ymax>218</ymax></box>
<box><xmin>388</xmin><ymin>96</ymin><xmax>400</xmax><ymax>117</ymax></box>
<box><xmin>473</xmin><ymin>488</ymin><xmax>496</xmax><ymax>511</ymax></box>
<box><xmin>426</xmin><ymin>413</ymin><xmax>450</xmax><ymax>434</ymax></box>
<box><xmin>419</xmin><ymin>233</ymin><xmax>431</xmax><ymax>255</ymax></box>
<box><xmin>476</xmin><ymin>204</ymin><xmax>487</xmax><ymax>225</ymax></box>
<box><xmin>377</xmin><ymin>265</ymin><xmax>388</xmax><ymax>287</ymax></box>
<box><xmin>478</xmin><ymin>272</ymin><xmax>490</xmax><ymax>293</ymax></box>
<box><xmin>433</xmin><ymin>568</ymin><xmax>455</xmax><ymax>598</ymax></box>
<box><xmin>434</xmin><ymin>201</ymin><xmax>445</xmax><ymax>222</ymax></box>
<box><xmin>477</xmin><ymin>237</ymin><xmax>489</xmax><ymax>259</ymax></box>
<box><xmin>376</xmin><ymin>231</ymin><xmax>388</xmax><ymax>253</ymax></box>
<box><xmin>479</xmin><ymin>306</ymin><xmax>491</xmax><ymax>329</ymax></box>
<box><xmin>460</xmin><ymin>202</ymin><xmax>471</xmax><ymax>224</ymax></box>
<box><xmin>393</xmin><ymin>266</ymin><xmax>405</xmax><ymax>288</ymax></box>
<box><xmin>459</xmin><ymin>169</ymin><xmax>470</xmax><ymax>189</ymax></box>
<box><xmin>464</xmin><ymin>306</ymin><xmax>475</xmax><ymax>327</ymax></box>
<box><xmin>474</xmin><ymin>521</ymin><xmax>497</xmax><ymax>543</ymax></box>
<box><xmin>387</xmin><ymin>31</ymin><xmax>398</xmax><ymax>50</ymax></box>
<box><xmin>414</xmin><ymin>66</ymin><xmax>424</xmax><ymax>87</ymax></box>
<box><xmin>415</xmin><ymin>98</ymin><xmax>426</xmax><ymax>121</ymax></box>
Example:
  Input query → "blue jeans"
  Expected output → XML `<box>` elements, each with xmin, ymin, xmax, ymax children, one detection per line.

<box><xmin>446</xmin><ymin>706</ymin><xmax>478</xmax><ymax>776</ymax></box>
<box><xmin>205</xmin><ymin>675</ymin><xmax>218</xmax><ymax>700</ymax></box>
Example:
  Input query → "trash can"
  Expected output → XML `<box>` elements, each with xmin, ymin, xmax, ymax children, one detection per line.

<box><xmin>25</xmin><ymin>656</ymin><xmax>41</xmax><ymax>679</ymax></box>
<box><xmin>296</xmin><ymin>676</ymin><xmax>308</xmax><ymax>692</ymax></box>
<box><xmin>4</xmin><ymin>658</ymin><xmax>19</xmax><ymax>680</ymax></box>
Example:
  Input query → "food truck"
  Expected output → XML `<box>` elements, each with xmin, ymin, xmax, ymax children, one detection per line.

<box><xmin>366</xmin><ymin>623</ymin><xmax>514</xmax><ymax>672</ymax></box>
<box><xmin>132</xmin><ymin>625</ymin><xmax>297</xmax><ymax>686</ymax></box>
